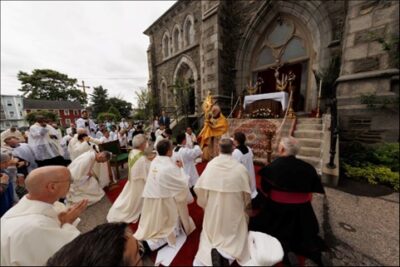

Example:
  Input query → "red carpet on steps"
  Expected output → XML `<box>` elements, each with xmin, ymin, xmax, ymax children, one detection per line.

<box><xmin>105</xmin><ymin>162</ymin><xmax>305</xmax><ymax>266</ymax></box>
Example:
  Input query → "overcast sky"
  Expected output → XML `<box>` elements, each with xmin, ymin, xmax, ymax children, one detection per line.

<box><xmin>1</xmin><ymin>1</ymin><xmax>175</xmax><ymax>107</ymax></box>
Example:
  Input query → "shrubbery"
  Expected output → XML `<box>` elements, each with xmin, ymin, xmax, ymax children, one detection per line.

<box><xmin>341</xmin><ymin>142</ymin><xmax>399</xmax><ymax>191</ymax></box>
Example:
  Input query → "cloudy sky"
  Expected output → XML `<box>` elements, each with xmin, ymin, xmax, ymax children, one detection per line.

<box><xmin>1</xmin><ymin>1</ymin><xmax>175</xmax><ymax>107</ymax></box>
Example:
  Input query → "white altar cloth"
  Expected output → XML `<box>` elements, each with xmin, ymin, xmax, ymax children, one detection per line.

<box><xmin>243</xmin><ymin>92</ymin><xmax>289</xmax><ymax>111</ymax></box>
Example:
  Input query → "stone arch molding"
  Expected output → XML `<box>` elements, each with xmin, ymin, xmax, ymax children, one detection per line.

<box><xmin>173</xmin><ymin>55</ymin><xmax>199</xmax><ymax>82</ymax></box>
<box><xmin>183</xmin><ymin>14</ymin><xmax>195</xmax><ymax>47</ymax></box>
<box><xmin>173</xmin><ymin>55</ymin><xmax>199</xmax><ymax>113</ymax></box>
<box><xmin>235</xmin><ymin>0</ymin><xmax>333</xmax><ymax>93</ymax></box>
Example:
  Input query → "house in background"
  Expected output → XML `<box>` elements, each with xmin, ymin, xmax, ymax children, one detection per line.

<box><xmin>23</xmin><ymin>99</ymin><xmax>83</xmax><ymax>127</ymax></box>
<box><xmin>0</xmin><ymin>95</ymin><xmax>28</xmax><ymax>131</ymax></box>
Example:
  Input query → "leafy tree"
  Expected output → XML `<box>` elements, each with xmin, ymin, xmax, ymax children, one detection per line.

<box><xmin>18</xmin><ymin>69</ymin><xmax>87</xmax><ymax>105</ymax></box>
<box><xmin>108</xmin><ymin>105</ymin><xmax>121</xmax><ymax>121</ymax></box>
<box><xmin>97</xmin><ymin>112</ymin><xmax>118</xmax><ymax>123</ymax></box>
<box><xmin>133</xmin><ymin>88</ymin><xmax>156</xmax><ymax>121</ymax></box>
<box><xmin>25</xmin><ymin>110</ymin><xmax>59</xmax><ymax>125</ymax></box>
<box><xmin>108</xmin><ymin>97</ymin><xmax>132</xmax><ymax>119</ymax></box>
<box><xmin>90</xmin><ymin>86</ymin><xmax>109</xmax><ymax>118</ymax></box>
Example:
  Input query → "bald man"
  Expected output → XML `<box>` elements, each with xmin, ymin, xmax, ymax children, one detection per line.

<box><xmin>1</xmin><ymin>166</ymin><xmax>88</xmax><ymax>266</ymax></box>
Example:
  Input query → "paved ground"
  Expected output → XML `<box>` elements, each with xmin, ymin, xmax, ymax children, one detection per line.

<box><xmin>77</xmin><ymin>167</ymin><xmax>399</xmax><ymax>266</ymax></box>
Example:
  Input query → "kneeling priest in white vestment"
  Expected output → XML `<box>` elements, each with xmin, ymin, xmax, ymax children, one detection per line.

<box><xmin>68</xmin><ymin>128</ymin><xmax>112</xmax><ymax>188</ymax></box>
<box><xmin>194</xmin><ymin>138</ymin><xmax>252</xmax><ymax>266</ymax></box>
<box><xmin>107</xmin><ymin>134</ymin><xmax>153</xmax><ymax>223</ymax></box>
<box><xmin>1</xmin><ymin>166</ymin><xmax>87</xmax><ymax>266</ymax></box>
<box><xmin>134</xmin><ymin>139</ymin><xmax>196</xmax><ymax>251</ymax></box>
<box><xmin>67</xmin><ymin>150</ymin><xmax>111</xmax><ymax>206</ymax></box>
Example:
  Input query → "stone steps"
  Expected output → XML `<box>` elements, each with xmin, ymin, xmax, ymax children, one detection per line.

<box><xmin>297</xmin><ymin>138</ymin><xmax>322</xmax><ymax>148</ymax></box>
<box><xmin>294</xmin><ymin>130</ymin><xmax>323</xmax><ymax>139</ymax></box>
<box><xmin>296</xmin><ymin>118</ymin><xmax>322</xmax><ymax>124</ymax></box>
<box><xmin>299</xmin><ymin>147</ymin><xmax>321</xmax><ymax>158</ymax></box>
<box><xmin>296</xmin><ymin>123</ymin><xmax>323</xmax><ymax>131</ymax></box>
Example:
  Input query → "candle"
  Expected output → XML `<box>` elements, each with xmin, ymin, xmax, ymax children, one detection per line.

<box><xmin>318</xmin><ymin>78</ymin><xmax>322</xmax><ymax>98</ymax></box>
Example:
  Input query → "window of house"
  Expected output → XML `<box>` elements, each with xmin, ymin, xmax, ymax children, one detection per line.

<box><xmin>64</xmin><ymin>109</ymin><xmax>70</xmax><ymax>115</ymax></box>
<box><xmin>65</xmin><ymin>118</ymin><xmax>71</xmax><ymax>125</ymax></box>
<box><xmin>74</xmin><ymin>110</ymin><xmax>79</xmax><ymax>116</ymax></box>
<box><xmin>9</xmin><ymin>111</ymin><xmax>14</xmax><ymax>117</ymax></box>
<box><xmin>20</xmin><ymin>111</ymin><xmax>22</xmax><ymax>116</ymax></box>
<box><xmin>7</xmin><ymin>101</ymin><xmax>12</xmax><ymax>106</ymax></box>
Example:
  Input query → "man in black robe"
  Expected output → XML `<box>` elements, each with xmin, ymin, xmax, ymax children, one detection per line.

<box><xmin>249</xmin><ymin>137</ymin><xmax>328</xmax><ymax>266</ymax></box>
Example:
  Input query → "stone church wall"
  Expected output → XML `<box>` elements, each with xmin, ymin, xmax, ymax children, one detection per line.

<box><xmin>337</xmin><ymin>0</ymin><xmax>399</xmax><ymax>142</ymax></box>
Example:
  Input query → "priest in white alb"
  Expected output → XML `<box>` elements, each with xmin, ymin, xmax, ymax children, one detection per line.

<box><xmin>67</xmin><ymin>150</ymin><xmax>111</xmax><ymax>206</ymax></box>
<box><xmin>193</xmin><ymin>138</ymin><xmax>252</xmax><ymax>266</ymax></box>
<box><xmin>1</xmin><ymin>166</ymin><xmax>87</xmax><ymax>266</ymax></box>
<box><xmin>68</xmin><ymin>128</ymin><xmax>112</xmax><ymax>188</ymax></box>
<box><xmin>172</xmin><ymin>133</ymin><xmax>202</xmax><ymax>188</ymax></box>
<box><xmin>107</xmin><ymin>134</ymin><xmax>153</xmax><ymax>223</ymax></box>
<box><xmin>134</xmin><ymin>139</ymin><xmax>196</xmax><ymax>252</ymax></box>
<box><xmin>232</xmin><ymin>131</ymin><xmax>258</xmax><ymax>199</ymax></box>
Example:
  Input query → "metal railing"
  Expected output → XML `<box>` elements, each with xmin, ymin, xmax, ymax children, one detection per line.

<box><xmin>327</xmin><ymin>83</ymin><xmax>338</xmax><ymax>169</ymax></box>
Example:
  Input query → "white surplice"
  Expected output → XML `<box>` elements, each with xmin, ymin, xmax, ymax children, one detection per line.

<box><xmin>67</xmin><ymin>150</ymin><xmax>105</xmax><ymax>206</ymax></box>
<box><xmin>107</xmin><ymin>149</ymin><xmax>151</xmax><ymax>223</ymax></box>
<box><xmin>68</xmin><ymin>136</ymin><xmax>110</xmax><ymax>188</ymax></box>
<box><xmin>194</xmin><ymin>154</ymin><xmax>252</xmax><ymax>266</ymax></box>
<box><xmin>232</xmin><ymin>147</ymin><xmax>258</xmax><ymax>198</ymax></box>
<box><xmin>134</xmin><ymin>156</ymin><xmax>196</xmax><ymax>247</ymax></box>
<box><xmin>1</xmin><ymin>196</ymin><xmax>80</xmax><ymax>266</ymax></box>
<box><xmin>76</xmin><ymin>118</ymin><xmax>96</xmax><ymax>137</ymax></box>
<box><xmin>185</xmin><ymin>132</ymin><xmax>197</xmax><ymax>149</ymax></box>
<box><xmin>28</xmin><ymin>123</ymin><xmax>62</xmax><ymax>161</ymax></box>
<box><xmin>172</xmin><ymin>145</ymin><xmax>202</xmax><ymax>187</ymax></box>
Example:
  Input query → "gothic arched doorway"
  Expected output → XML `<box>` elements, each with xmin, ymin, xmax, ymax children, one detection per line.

<box><xmin>173</xmin><ymin>56</ymin><xmax>199</xmax><ymax>115</ymax></box>
<box><xmin>250</xmin><ymin>14</ymin><xmax>312</xmax><ymax>112</ymax></box>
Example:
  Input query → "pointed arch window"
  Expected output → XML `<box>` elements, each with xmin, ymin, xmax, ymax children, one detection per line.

<box><xmin>184</xmin><ymin>15</ymin><xmax>195</xmax><ymax>47</ymax></box>
<box><xmin>173</xmin><ymin>26</ymin><xmax>181</xmax><ymax>53</ymax></box>
<box><xmin>162</xmin><ymin>32</ymin><xmax>170</xmax><ymax>59</ymax></box>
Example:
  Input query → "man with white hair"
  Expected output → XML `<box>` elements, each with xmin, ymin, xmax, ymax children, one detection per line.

<box><xmin>107</xmin><ymin>134</ymin><xmax>154</xmax><ymax>223</ymax></box>
<box><xmin>250</xmin><ymin>136</ymin><xmax>327</xmax><ymax>266</ymax></box>
<box><xmin>67</xmin><ymin>151</ymin><xmax>112</xmax><ymax>206</ymax></box>
<box><xmin>1</xmin><ymin>166</ymin><xmax>87</xmax><ymax>266</ymax></box>
<box><xmin>3</xmin><ymin>136</ymin><xmax>38</xmax><ymax>174</ymax></box>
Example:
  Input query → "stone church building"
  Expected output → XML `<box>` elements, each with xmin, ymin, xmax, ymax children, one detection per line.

<box><xmin>144</xmin><ymin>0</ymin><xmax>399</xmax><ymax>142</ymax></box>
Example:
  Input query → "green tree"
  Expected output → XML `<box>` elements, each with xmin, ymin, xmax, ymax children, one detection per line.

<box><xmin>97</xmin><ymin>112</ymin><xmax>117</xmax><ymax>123</ymax></box>
<box><xmin>108</xmin><ymin>105</ymin><xmax>121</xmax><ymax>121</ymax></box>
<box><xmin>90</xmin><ymin>86</ymin><xmax>109</xmax><ymax>118</ymax></box>
<box><xmin>133</xmin><ymin>88</ymin><xmax>156</xmax><ymax>121</ymax></box>
<box><xmin>25</xmin><ymin>110</ymin><xmax>59</xmax><ymax>125</ymax></box>
<box><xmin>18</xmin><ymin>69</ymin><xmax>87</xmax><ymax>105</ymax></box>
<box><xmin>108</xmin><ymin>97</ymin><xmax>132</xmax><ymax>119</ymax></box>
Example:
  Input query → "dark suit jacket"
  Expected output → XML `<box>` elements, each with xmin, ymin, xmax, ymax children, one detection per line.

<box><xmin>159</xmin><ymin>116</ymin><xmax>170</xmax><ymax>128</ymax></box>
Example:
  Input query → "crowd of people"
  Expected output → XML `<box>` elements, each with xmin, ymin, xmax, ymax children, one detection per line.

<box><xmin>1</xmin><ymin>107</ymin><xmax>328</xmax><ymax>266</ymax></box>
